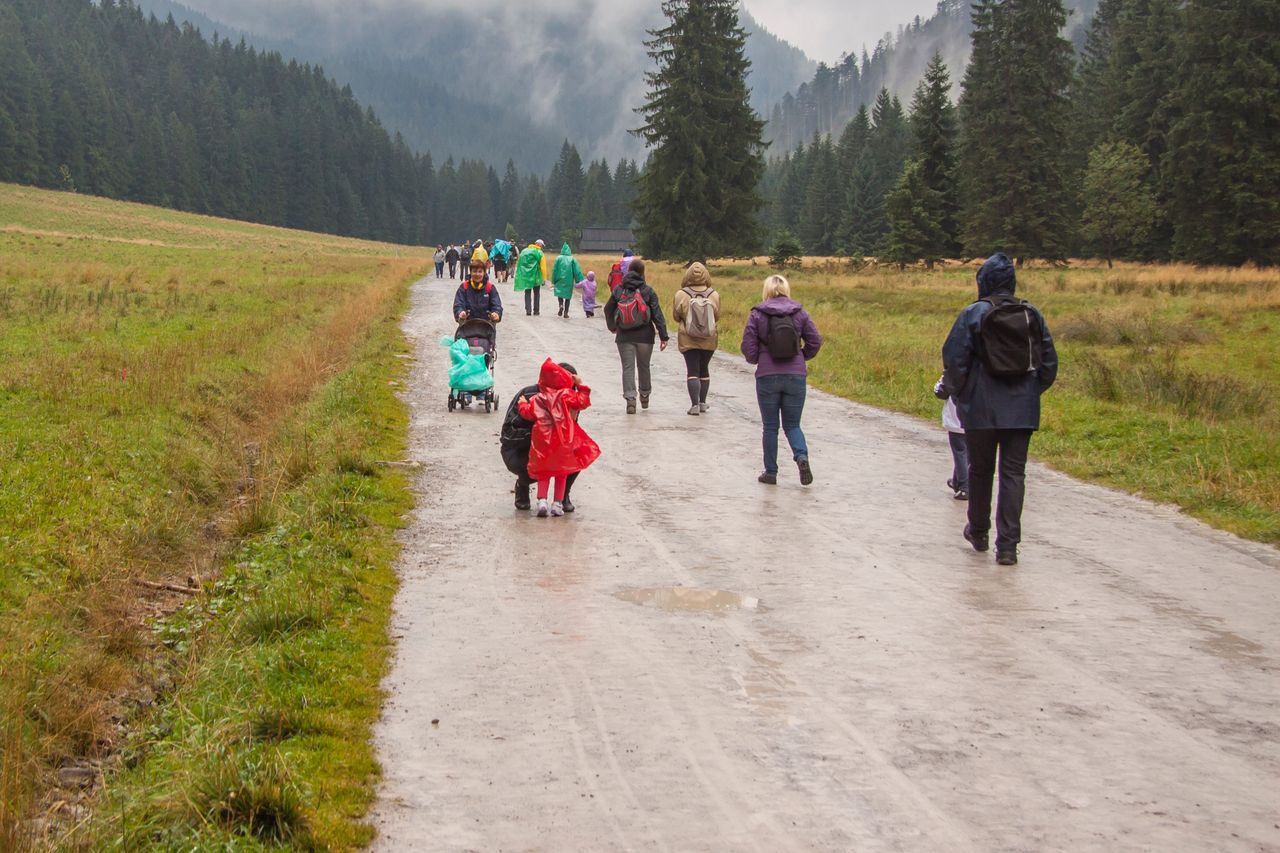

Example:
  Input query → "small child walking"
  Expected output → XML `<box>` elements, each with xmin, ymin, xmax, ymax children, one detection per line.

<box><xmin>518</xmin><ymin>359</ymin><xmax>600</xmax><ymax>516</ymax></box>
<box><xmin>934</xmin><ymin>374</ymin><xmax>968</xmax><ymax>500</ymax></box>
<box><xmin>574</xmin><ymin>271</ymin><xmax>598</xmax><ymax>318</ymax></box>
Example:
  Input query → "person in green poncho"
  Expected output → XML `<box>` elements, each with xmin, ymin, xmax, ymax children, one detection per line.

<box><xmin>552</xmin><ymin>243</ymin><xmax>585</xmax><ymax>318</ymax></box>
<box><xmin>514</xmin><ymin>239</ymin><xmax>550</xmax><ymax>316</ymax></box>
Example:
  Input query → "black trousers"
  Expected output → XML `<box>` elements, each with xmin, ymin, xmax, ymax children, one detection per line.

<box><xmin>965</xmin><ymin>428</ymin><xmax>1032</xmax><ymax>554</ymax></box>
<box><xmin>524</xmin><ymin>287</ymin><xmax>541</xmax><ymax>314</ymax></box>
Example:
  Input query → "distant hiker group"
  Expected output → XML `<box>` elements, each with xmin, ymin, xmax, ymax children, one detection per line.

<box><xmin>450</xmin><ymin>246</ymin><xmax>1057</xmax><ymax>565</ymax></box>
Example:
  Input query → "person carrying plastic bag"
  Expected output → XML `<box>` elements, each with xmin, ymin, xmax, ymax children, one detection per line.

<box><xmin>517</xmin><ymin>359</ymin><xmax>600</xmax><ymax>517</ymax></box>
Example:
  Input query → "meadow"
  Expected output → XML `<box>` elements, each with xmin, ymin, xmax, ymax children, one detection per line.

<box><xmin>0</xmin><ymin>184</ymin><xmax>429</xmax><ymax>848</ymax></box>
<box><xmin>588</xmin><ymin>255</ymin><xmax>1280</xmax><ymax>546</ymax></box>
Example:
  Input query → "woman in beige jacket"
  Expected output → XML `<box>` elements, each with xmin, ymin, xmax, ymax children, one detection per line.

<box><xmin>671</xmin><ymin>262</ymin><xmax>722</xmax><ymax>415</ymax></box>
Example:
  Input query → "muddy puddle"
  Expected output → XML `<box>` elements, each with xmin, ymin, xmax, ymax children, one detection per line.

<box><xmin>614</xmin><ymin>587</ymin><xmax>761</xmax><ymax>613</ymax></box>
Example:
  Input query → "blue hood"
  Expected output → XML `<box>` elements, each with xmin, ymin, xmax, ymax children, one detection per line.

<box><xmin>977</xmin><ymin>253</ymin><xmax>1016</xmax><ymax>299</ymax></box>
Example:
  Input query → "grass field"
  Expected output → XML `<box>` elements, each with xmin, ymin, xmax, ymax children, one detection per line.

<box><xmin>0</xmin><ymin>184</ymin><xmax>429</xmax><ymax>848</ymax></box>
<box><xmin>576</xmin><ymin>255</ymin><xmax>1280</xmax><ymax>545</ymax></box>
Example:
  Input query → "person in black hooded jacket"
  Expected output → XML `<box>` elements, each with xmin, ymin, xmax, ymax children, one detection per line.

<box><xmin>501</xmin><ymin>362</ymin><xmax>581</xmax><ymax>511</ymax></box>
<box><xmin>603</xmin><ymin>259</ymin><xmax>669</xmax><ymax>413</ymax></box>
<box><xmin>942</xmin><ymin>252</ymin><xmax>1058</xmax><ymax>566</ymax></box>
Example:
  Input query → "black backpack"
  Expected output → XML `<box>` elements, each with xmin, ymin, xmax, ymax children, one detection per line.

<box><xmin>766</xmin><ymin>312</ymin><xmax>802</xmax><ymax>360</ymax></box>
<box><xmin>978</xmin><ymin>296</ymin><xmax>1044</xmax><ymax>377</ymax></box>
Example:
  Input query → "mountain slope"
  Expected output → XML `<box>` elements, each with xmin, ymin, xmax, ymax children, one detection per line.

<box><xmin>139</xmin><ymin>0</ymin><xmax>814</xmax><ymax>170</ymax></box>
<box><xmin>766</xmin><ymin>0</ymin><xmax>1096</xmax><ymax>152</ymax></box>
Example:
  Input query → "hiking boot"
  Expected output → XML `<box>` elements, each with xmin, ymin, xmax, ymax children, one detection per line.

<box><xmin>699</xmin><ymin>401</ymin><xmax>709</xmax><ymax>412</ymax></box>
<box><xmin>626</xmin><ymin>400</ymin><xmax>637</xmax><ymax>414</ymax></box>
<box><xmin>550</xmin><ymin>501</ymin><xmax>565</xmax><ymax>517</ymax></box>
<box><xmin>514</xmin><ymin>483</ymin><xmax>531</xmax><ymax>510</ymax></box>
<box><xmin>640</xmin><ymin>396</ymin><xmax>650</xmax><ymax>409</ymax></box>
<box><xmin>996</xmin><ymin>550</ymin><xmax>1018</xmax><ymax>566</ymax></box>
<box><xmin>688</xmin><ymin>404</ymin><xmax>701</xmax><ymax>416</ymax></box>
<box><xmin>758</xmin><ymin>472</ymin><xmax>777</xmax><ymax>485</ymax></box>
<box><xmin>797</xmin><ymin>458</ymin><xmax>813</xmax><ymax>486</ymax></box>
<box><xmin>953</xmin><ymin>488</ymin><xmax>968</xmax><ymax>501</ymax></box>
<box><xmin>963</xmin><ymin>524</ymin><xmax>989</xmax><ymax>552</ymax></box>
<box><xmin>536</xmin><ymin>499</ymin><xmax>550</xmax><ymax>518</ymax></box>
<box><xmin>562</xmin><ymin>497</ymin><xmax>575</xmax><ymax>513</ymax></box>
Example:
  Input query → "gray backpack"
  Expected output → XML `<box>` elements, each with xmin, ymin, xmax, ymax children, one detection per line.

<box><xmin>681</xmin><ymin>287</ymin><xmax>716</xmax><ymax>338</ymax></box>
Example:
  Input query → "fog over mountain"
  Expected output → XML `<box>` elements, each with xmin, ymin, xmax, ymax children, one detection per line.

<box><xmin>139</xmin><ymin>0</ymin><xmax>815</xmax><ymax>172</ymax></box>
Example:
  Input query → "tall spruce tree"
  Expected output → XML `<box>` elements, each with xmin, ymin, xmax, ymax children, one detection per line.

<box><xmin>882</xmin><ymin>159</ymin><xmax>947</xmax><ymax>269</ymax></box>
<box><xmin>633</xmin><ymin>0</ymin><xmax>766</xmax><ymax>259</ymax></box>
<box><xmin>798</xmin><ymin>135</ymin><xmax>840</xmax><ymax>253</ymax></box>
<box><xmin>834</xmin><ymin>105</ymin><xmax>872</xmax><ymax>252</ymax></box>
<box><xmin>958</xmin><ymin>0</ymin><xmax>1075</xmax><ymax>261</ymax></box>
<box><xmin>909</xmin><ymin>54</ymin><xmax>959</xmax><ymax>254</ymax></box>
<box><xmin>1164</xmin><ymin>0</ymin><xmax>1280</xmax><ymax>266</ymax></box>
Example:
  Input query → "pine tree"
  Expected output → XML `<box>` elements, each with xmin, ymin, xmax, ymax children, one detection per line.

<box><xmin>881</xmin><ymin>159</ymin><xmax>947</xmax><ymax>269</ymax></box>
<box><xmin>499</xmin><ymin>159</ymin><xmax>522</xmax><ymax>235</ymax></box>
<box><xmin>633</xmin><ymin>0</ymin><xmax>767</xmax><ymax>259</ymax></box>
<box><xmin>1080</xmin><ymin>141</ymin><xmax>1156</xmax><ymax>267</ymax></box>
<box><xmin>834</xmin><ymin>105</ymin><xmax>871</xmax><ymax>251</ymax></box>
<box><xmin>908</xmin><ymin>53</ymin><xmax>959</xmax><ymax>254</ymax></box>
<box><xmin>1164</xmin><ymin>0</ymin><xmax>1280</xmax><ymax>266</ymax></box>
<box><xmin>958</xmin><ymin>0</ymin><xmax>1075</xmax><ymax>261</ymax></box>
<box><xmin>547</xmin><ymin>140</ymin><xmax>585</xmax><ymax>244</ymax></box>
<box><xmin>798</xmin><ymin>136</ymin><xmax>840</xmax><ymax>253</ymax></box>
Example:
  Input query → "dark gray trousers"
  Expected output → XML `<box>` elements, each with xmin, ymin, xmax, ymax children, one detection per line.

<box><xmin>965</xmin><ymin>428</ymin><xmax>1032</xmax><ymax>554</ymax></box>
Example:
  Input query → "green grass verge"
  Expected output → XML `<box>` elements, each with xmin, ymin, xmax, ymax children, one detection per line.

<box><xmin>70</xmin><ymin>293</ymin><xmax>412</xmax><ymax>850</ymax></box>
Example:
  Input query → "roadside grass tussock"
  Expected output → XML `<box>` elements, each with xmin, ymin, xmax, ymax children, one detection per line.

<box><xmin>572</xmin><ymin>254</ymin><xmax>1280</xmax><ymax>544</ymax></box>
<box><xmin>0</xmin><ymin>184</ymin><xmax>424</xmax><ymax>848</ymax></box>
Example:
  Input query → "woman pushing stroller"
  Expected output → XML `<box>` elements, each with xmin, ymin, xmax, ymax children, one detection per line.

<box><xmin>454</xmin><ymin>263</ymin><xmax>503</xmax><ymax>324</ymax></box>
<box><xmin>517</xmin><ymin>360</ymin><xmax>600</xmax><ymax>517</ymax></box>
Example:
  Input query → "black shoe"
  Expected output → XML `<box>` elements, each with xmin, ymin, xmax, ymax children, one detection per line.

<box><xmin>947</xmin><ymin>477</ymin><xmax>957</xmax><ymax>492</ymax></box>
<box><xmin>996</xmin><ymin>550</ymin><xmax>1018</xmax><ymax>566</ymax></box>
<box><xmin>797</xmin><ymin>458</ymin><xmax>813</xmax><ymax>486</ymax></box>
<box><xmin>640</xmin><ymin>396</ymin><xmax>650</xmax><ymax>409</ymax></box>
<box><xmin>758</xmin><ymin>472</ymin><xmax>777</xmax><ymax>484</ymax></box>
<box><xmin>963</xmin><ymin>524</ymin><xmax>989</xmax><ymax>552</ymax></box>
<box><xmin>954</xmin><ymin>489</ymin><xmax>968</xmax><ymax>501</ymax></box>
<box><xmin>626</xmin><ymin>400</ymin><xmax>636</xmax><ymax>414</ymax></box>
<box><xmin>562</xmin><ymin>497</ymin><xmax>575</xmax><ymax>513</ymax></box>
<box><xmin>514</xmin><ymin>482</ymin><xmax>531</xmax><ymax>510</ymax></box>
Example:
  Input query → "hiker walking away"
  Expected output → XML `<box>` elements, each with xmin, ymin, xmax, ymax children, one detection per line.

<box><xmin>514</xmin><ymin>239</ymin><xmax>550</xmax><ymax>316</ymax></box>
<box><xmin>671</xmin><ymin>262</ymin><xmax>721</xmax><ymax>415</ymax></box>
<box><xmin>491</xmin><ymin>238</ymin><xmax>513</xmax><ymax>282</ymax></box>
<box><xmin>942</xmin><ymin>252</ymin><xmax>1058</xmax><ymax>566</ymax></box>
<box><xmin>518</xmin><ymin>360</ymin><xmax>600</xmax><ymax>517</ymax></box>
<box><xmin>604</xmin><ymin>258</ymin><xmax>669</xmax><ymax>414</ymax></box>
<box><xmin>741</xmin><ymin>274</ymin><xmax>822</xmax><ymax>485</ymax></box>
<box><xmin>502</xmin><ymin>362</ymin><xmax>585</xmax><ymax>512</ymax></box>
<box><xmin>552</xmin><ymin>243</ymin><xmax>585</xmax><ymax>318</ymax></box>
<box><xmin>434</xmin><ymin>246</ymin><xmax>446</xmax><ymax>279</ymax></box>
<box><xmin>471</xmin><ymin>240</ymin><xmax>490</xmax><ymax>279</ymax></box>
<box><xmin>934</xmin><ymin>374</ymin><xmax>968</xmax><ymax>500</ymax></box>
<box><xmin>574</xmin><ymin>271</ymin><xmax>598</xmax><ymax>318</ymax></box>
<box><xmin>459</xmin><ymin>246</ymin><xmax>471</xmax><ymax>280</ymax></box>
<box><xmin>446</xmin><ymin>244</ymin><xmax>460</xmax><ymax>279</ymax></box>
<box><xmin>453</xmin><ymin>262</ymin><xmax>503</xmax><ymax>324</ymax></box>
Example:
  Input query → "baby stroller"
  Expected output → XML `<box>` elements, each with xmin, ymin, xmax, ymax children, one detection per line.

<box><xmin>447</xmin><ymin>318</ymin><xmax>498</xmax><ymax>413</ymax></box>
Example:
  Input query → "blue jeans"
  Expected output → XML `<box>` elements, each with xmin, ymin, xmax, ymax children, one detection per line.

<box><xmin>756</xmin><ymin>374</ymin><xmax>808</xmax><ymax>475</ymax></box>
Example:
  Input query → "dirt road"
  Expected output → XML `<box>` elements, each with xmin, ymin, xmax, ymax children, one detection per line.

<box><xmin>370</xmin><ymin>275</ymin><xmax>1280</xmax><ymax>851</ymax></box>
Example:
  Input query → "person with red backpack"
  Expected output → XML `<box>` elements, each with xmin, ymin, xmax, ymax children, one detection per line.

<box><xmin>606</xmin><ymin>248</ymin><xmax>633</xmax><ymax>294</ymax></box>
<box><xmin>603</xmin><ymin>258</ymin><xmax>669</xmax><ymax>414</ymax></box>
<box><xmin>740</xmin><ymin>274</ymin><xmax>822</xmax><ymax>486</ymax></box>
<box><xmin>942</xmin><ymin>252</ymin><xmax>1058</xmax><ymax>566</ymax></box>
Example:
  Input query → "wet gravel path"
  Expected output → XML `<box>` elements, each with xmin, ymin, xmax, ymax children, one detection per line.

<box><xmin>370</xmin><ymin>275</ymin><xmax>1280</xmax><ymax>851</ymax></box>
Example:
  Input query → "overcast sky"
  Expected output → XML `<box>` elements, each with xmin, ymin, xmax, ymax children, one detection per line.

<box><xmin>744</xmin><ymin>0</ymin><xmax>941</xmax><ymax>64</ymax></box>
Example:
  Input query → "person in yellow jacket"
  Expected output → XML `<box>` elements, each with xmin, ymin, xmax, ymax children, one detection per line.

<box><xmin>514</xmin><ymin>239</ymin><xmax>550</xmax><ymax>316</ymax></box>
<box><xmin>471</xmin><ymin>240</ymin><xmax>489</xmax><ymax>270</ymax></box>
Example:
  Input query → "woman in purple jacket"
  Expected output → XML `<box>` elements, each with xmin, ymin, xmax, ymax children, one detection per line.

<box><xmin>740</xmin><ymin>274</ymin><xmax>823</xmax><ymax>485</ymax></box>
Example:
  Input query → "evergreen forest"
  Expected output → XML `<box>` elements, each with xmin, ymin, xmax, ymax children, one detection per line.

<box><xmin>761</xmin><ymin>0</ymin><xmax>1279</xmax><ymax>266</ymax></box>
<box><xmin>0</xmin><ymin>0</ymin><xmax>638</xmax><ymax>246</ymax></box>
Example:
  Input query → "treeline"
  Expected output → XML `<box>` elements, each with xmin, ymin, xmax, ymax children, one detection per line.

<box><xmin>762</xmin><ymin>0</ymin><xmax>1279</xmax><ymax>267</ymax></box>
<box><xmin>0</xmin><ymin>0</ymin><xmax>637</xmax><ymax>245</ymax></box>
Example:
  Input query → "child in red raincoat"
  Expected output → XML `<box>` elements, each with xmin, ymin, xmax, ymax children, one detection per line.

<box><xmin>517</xmin><ymin>359</ymin><xmax>601</xmax><ymax>517</ymax></box>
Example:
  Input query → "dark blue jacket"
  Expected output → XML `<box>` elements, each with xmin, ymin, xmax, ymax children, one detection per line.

<box><xmin>942</xmin><ymin>253</ymin><xmax>1058</xmax><ymax>431</ymax></box>
<box><xmin>453</xmin><ymin>280</ymin><xmax>503</xmax><ymax>321</ymax></box>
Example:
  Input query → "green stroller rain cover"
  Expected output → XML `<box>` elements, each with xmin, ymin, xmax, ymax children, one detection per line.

<box><xmin>440</xmin><ymin>336</ymin><xmax>494</xmax><ymax>392</ymax></box>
